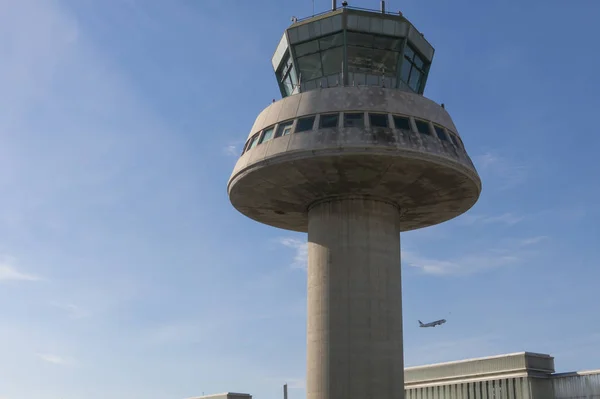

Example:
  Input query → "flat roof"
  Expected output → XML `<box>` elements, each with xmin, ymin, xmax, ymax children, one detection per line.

<box><xmin>406</xmin><ymin>352</ymin><xmax>552</xmax><ymax>371</ymax></box>
<box><xmin>185</xmin><ymin>393</ymin><xmax>252</xmax><ymax>399</ymax></box>
<box><xmin>405</xmin><ymin>351</ymin><xmax>555</xmax><ymax>386</ymax></box>
<box><xmin>552</xmin><ymin>369</ymin><xmax>600</xmax><ymax>377</ymax></box>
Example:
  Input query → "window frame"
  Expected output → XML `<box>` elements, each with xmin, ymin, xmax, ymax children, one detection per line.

<box><xmin>320</xmin><ymin>113</ymin><xmax>339</xmax><ymax>129</ymax></box>
<box><xmin>295</xmin><ymin>116</ymin><xmax>316</xmax><ymax>133</ymax></box>
<box><xmin>369</xmin><ymin>113</ymin><xmax>389</xmax><ymax>128</ymax></box>
<box><xmin>259</xmin><ymin>126</ymin><xmax>275</xmax><ymax>144</ymax></box>
<box><xmin>246</xmin><ymin>133</ymin><xmax>261</xmax><ymax>152</ymax></box>
<box><xmin>275</xmin><ymin>121</ymin><xmax>294</xmax><ymax>138</ymax></box>
<box><xmin>414</xmin><ymin>119</ymin><xmax>431</xmax><ymax>135</ymax></box>
<box><xmin>448</xmin><ymin>132</ymin><xmax>460</xmax><ymax>147</ymax></box>
<box><xmin>344</xmin><ymin>112</ymin><xmax>365</xmax><ymax>128</ymax></box>
<box><xmin>392</xmin><ymin>115</ymin><xmax>411</xmax><ymax>131</ymax></box>
<box><xmin>400</xmin><ymin>44</ymin><xmax>428</xmax><ymax>93</ymax></box>
<box><xmin>433</xmin><ymin>125</ymin><xmax>448</xmax><ymax>142</ymax></box>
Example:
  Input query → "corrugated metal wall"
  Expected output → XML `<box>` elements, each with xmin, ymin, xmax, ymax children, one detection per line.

<box><xmin>551</xmin><ymin>373</ymin><xmax>600</xmax><ymax>399</ymax></box>
<box><xmin>404</xmin><ymin>374</ymin><xmax>600</xmax><ymax>398</ymax></box>
<box><xmin>405</xmin><ymin>377</ymin><xmax>532</xmax><ymax>399</ymax></box>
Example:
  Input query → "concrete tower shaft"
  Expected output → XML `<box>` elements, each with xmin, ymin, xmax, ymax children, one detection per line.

<box><xmin>307</xmin><ymin>198</ymin><xmax>404</xmax><ymax>399</ymax></box>
<box><xmin>227</xmin><ymin>6</ymin><xmax>481</xmax><ymax>399</ymax></box>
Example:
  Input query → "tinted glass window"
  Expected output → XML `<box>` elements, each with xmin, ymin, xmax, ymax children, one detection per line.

<box><xmin>320</xmin><ymin>114</ymin><xmax>339</xmax><ymax>128</ymax></box>
<box><xmin>371</xmin><ymin>49</ymin><xmax>399</xmax><ymax>75</ymax></box>
<box><xmin>296</xmin><ymin>116</ymin><xmax>315</xmax><ymax>132</ymax></box>
<box><xmin>260</xmin><ymin>127</ymin><xmax>275</xmax><ymax>144</ymax></box>
<box><xmin>369</xmin><ymin>113</ymin><xmax>388</xmax><ymax>128</ymax></box>
<box><xmin>434</xmin><ymin>126</ymin><xmax>447</xmax><ymax>141</ymax></box>
<box><xmin>373</xmin><ymin>36</ymin><xmax>402</xmax><ymax>51</ymax></box>
<box><xmin>321</xmin><ymin>47</ymin><xmax>343</xmax><ymax>76</ymax></box>
<box><xmin>400</xmin><ymin>59</ymin><xmax>411</xmax><ymax>82</ymax></box>
<box><xmin>449</xmin><ymin>134</ymin><xmax>459</xmax><ymax>147</ymax></box>
<box><xmin>277</xmin><ymin>51</ymin><xmax>298</xmax><ymax>97</ymax></box>
<box><xmin>404</xmin><ymin>45</ymin><xmax>415</xmax><ymax>60</ymax></box>
<box><xmin>319</xmin><ymin>33</ymin><xmax>344</xmax><ymax>50</ymax></box>
<box><xmin>415</xmin><ymin>120</ymin><xmax>430</xmax><ymax>135</ymax></box>
<box><xmin>409</xmin><ymin>69</ymin><xmax>422</xmax><ymax>92</ymax></box>
<box><xmin>275</xmin><ymin>121</ymin><xmax>293</xmax><ymax>137</ymax></box>
<box><xmin>413</xmin><ymin>53</ymin><xmax>424</xmax><ymax>69</ymax></box>
<box><xmin>297</xmin><ymin>53</ymin><xmax>323</xmax><ymax>80</ymax></box>
<box><xmin>401</xmin><ymin>44</ymin><xmax>428</xmax><ymax>93</ymax></box>
<box><xmin>295</xmin><ymin>40</ymin><xmax>320</xmax><ymax>57</ymax></box>
<box><xmin>346</xmin><ymin>31</ymin><xmax>374</xmax><ymax>47</ymax></box>
<box><xmin>393</xmin><ymin>116</ymin><xmax>411</xmax><ymax>130</ymax></box>
<box><xmin>247</xmin><ymin>133</ymin><xmax>260</xmax><ymax>150</ymax></box>
<box><xmin>344</xmin><ymin>113</ymin><xmax>364</xmax><ymax>128</ymax></box>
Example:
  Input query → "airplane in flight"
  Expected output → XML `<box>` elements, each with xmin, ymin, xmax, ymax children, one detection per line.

<box><xmin>419</xmin><ymin>319</ymin><xmax>447</xmax><ymax>328</ymax></box>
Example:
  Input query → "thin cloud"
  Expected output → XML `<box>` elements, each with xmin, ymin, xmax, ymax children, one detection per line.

<box><xmin>0</xmin><ymin>263</ymin><xmax>39</xmax><ymax>282</ymax></box>
<box><xmin>481</xmin><ymin>213</ymin><xmax>524</xmax><ymax>225</ymax></box>
<box><xmin>402</xmin><ymin>249</ymin><xmax>521</xmax><ymax>276</ymax></box>
<box><xmin>457</xmin><ymin>212</ymin><xmax>524</xmax><ymax>226</ymax></box>
<box><xmin>37</xmin><ymin>353</ymin><xmax>72</xmax><ymax>366</ymax></box>
<box><xmin>474</xmin><ymin>152</ymin><xmax>527</xmax><ymax>190</ymax></box>
<box><xmin>277</xmin><ymin>237</ymin><xmax>308</xmax><ymax>271</ymax></box>
<box><xmin>519</xmin><ymin>236</ymin><xmax>549</xmax><ymax>246</ymax></box>
<box><xmin>223</xmin><ymin>144</ymin><xmax>240</xmax><ymax>157</ymax></box>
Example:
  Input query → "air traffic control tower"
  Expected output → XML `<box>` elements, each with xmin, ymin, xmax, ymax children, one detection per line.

<box><xmin>227</xmin><ymin>2</ymin><xmax>482</xmax><ymax>399</ymax></box>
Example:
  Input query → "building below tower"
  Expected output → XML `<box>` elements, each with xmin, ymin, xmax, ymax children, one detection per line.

<box><xmin>185</xmin><ymin>393</ymin><xmax>252</xmax><ymax>399</ymax></box>
<box><xmin>188</xmin><ymin>352</ymin><xmax>600</xmax><ymax>399</ymax></box>
<box><xmin>405</xmin><ymin>351</ymin><xmax>600</xmax><ymax>398</ymax></box>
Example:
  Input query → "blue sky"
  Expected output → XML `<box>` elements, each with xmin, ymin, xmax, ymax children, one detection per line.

<box><xmin>0</xmin><ymin>0</ymin><xmax>599</xmax><ymax>398</ymax></box>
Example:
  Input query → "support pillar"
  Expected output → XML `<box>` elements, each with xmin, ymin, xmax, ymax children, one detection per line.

<box><xmin>306</xmin><ymin>197</ymin><xmax>404</xmax><ymax>399</ymax></box>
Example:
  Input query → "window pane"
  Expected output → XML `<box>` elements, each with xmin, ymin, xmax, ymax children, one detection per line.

<box><xmin>400</xmin><ymin>59</ymin><xmax>411</xmax><ymax>82</ymax></box>
<box><xmin>434</xmin><ymin>126</ymin><xmax>447</xmax><ymax>141</ymax></box>
<box><xmin>393</xmin><ymin>116</ymin><xmax>411</xmax><ymax>130</ymax></box>
<box><xmin>347</xmin><ymin>46</ymin><xmax>374</xmax><ymax>74</ymax></box>
<box><xmin>283</xmin><ymin>78</ymin><xmax>293</xmax><ymax>95</ymax></box>
<box><xmin>295</xmin><ymin>40</ymin><xmax>319</xmax><ymax>57</ymax></box>
<box><xmin>344</xmin><ymin>113</ymin><xmax>364</xmax><ymax>128</ymax></box>
<box><xmin>260</xmin><ymin>127</ymin><xmax>275</xmax><ymax>143</ymax></box>
<box><xmin>248</xmin><ymin>134</ymin><xmax>260</xmax><ymax>149</ymax></box>
<box><xmin>288</xmin><ymin>64</ymin><xmax>298</xmax><ymax>86</ymax></box>
<box><xmin>319</xmin><ymin>33</ymin><xmax>344</xmax><ymax>50</ymax></box>
<box><xmin>449</xmin><ymin>133</ymin><xmax>459</xmax><ymax>147</ymax></box>
<box><xmin>413</xmin><ymin>53</ymin><xmax>424</xmax><ymax>69</ymax></box>
<box><xmin>371</xmin><ymin>49</ymin><xmax>399</xmax><ymax>76</ymax></box>
<box><xmin>296</xmin><ymin>116</ymin><xmax>315</xmax><ymax>132</ymax></box>
<box><xmin>369</xmin><ymin>113</ymin><xmax>388</xmax><ymax>128</ymax></box>
<box><xmin>297</xmin><ymin>53</ymin><xmax>323</xmax><ymax>80</ymax></box>
<box><xmin>415</xmin><ymin>120</ymin><xmax>430</xmax><ymax>135</ymax></box>
<box><xmin>346</xmin><ymin>31</ymin><xmax>374</xmax><ymax>48</ymax></box>
<box><xmin>320</xmin><ymin>114</ymin><xmax>338</xmax><ymax>128</ymax></box>
<box><xmin>404</xmin><ymin>45</ymin><xmax>415</xmax><ymax>60</ymax></box>
<box><xmin>409</xmin><ymin>68</ymin><xmax>422</xmax><ymax>91</ymax></box>
<box><xmin>276</xmin><ymin>121</ymin><xmax>293</xmax><ymax>137</ymax></box>
<box><xmin>373</xmin><ymin>36</ymin><xmax>402</xmax><ymax>51</ymax></box>
<box><xmin>321</xmin><ymin>46</ymin><xmax>343</xmax><ymax>76</ymax></box>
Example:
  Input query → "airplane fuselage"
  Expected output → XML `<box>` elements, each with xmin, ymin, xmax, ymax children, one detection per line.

<box><xmin>419</xmin><ymin>319</ymin><xmax>446</xmax><ymax>328</ymax></box>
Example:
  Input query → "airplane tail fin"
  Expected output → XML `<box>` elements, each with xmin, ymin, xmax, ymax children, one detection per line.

<box><xmin>418</xmin><ymin>320</ymin><xmax>424</xmax><ymax>326</ymax></box>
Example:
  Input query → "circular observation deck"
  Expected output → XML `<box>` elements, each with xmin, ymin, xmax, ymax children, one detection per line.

<box><xmin>227</xmin><ymin>86</ymin><xmax>481</xmax><ymax>233</ymax></box>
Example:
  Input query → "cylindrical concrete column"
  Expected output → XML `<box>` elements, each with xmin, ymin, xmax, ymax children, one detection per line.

<box><xmin>306</xmin><ymin>197</ymin><xmax>404</xmax><ymax>399</ymax></box>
